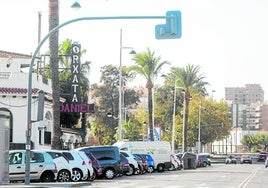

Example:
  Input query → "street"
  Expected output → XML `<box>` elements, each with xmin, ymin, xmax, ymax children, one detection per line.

<box><xmin>2</xmin><ymin>163</ymin><xmax>268</xmax><ymax>188</ymax></box>
<box><xmin>91</xmin><ymin>163</ymin><xmax>268</xmax><ymax>188</ymax></box>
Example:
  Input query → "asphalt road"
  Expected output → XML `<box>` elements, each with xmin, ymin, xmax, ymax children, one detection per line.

<box><xmin>1</xmin><ymin>162</ymin><xmax>267</xmax><ymax>188</ymax></box>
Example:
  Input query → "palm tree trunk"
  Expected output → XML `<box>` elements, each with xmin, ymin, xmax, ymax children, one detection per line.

<box><xmin>148</xmin><ymin>87</ymin><xmax>154</xmax><ymax>141</ymax></box>
<box><xmin>49</xmin><ymin>0</ymin><xmax>61</xmax><ymax>149</ymax></box>
<box><xmin>182</xmin><ymin>91</ymin><xmax>190</xmax><ymax>152</ymax></box>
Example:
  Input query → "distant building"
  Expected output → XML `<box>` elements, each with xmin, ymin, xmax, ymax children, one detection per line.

<box><xmin>225</xmin><ymin>84</ymin><xmax>264</xmax><ymax>104</ymax></box>
<box><xmin>210</xmin><ymin>84</ymin><xmax>268</xmax><ymax>153</ymax></box>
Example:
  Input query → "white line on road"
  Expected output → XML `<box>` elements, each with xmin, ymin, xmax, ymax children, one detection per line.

<box><xmin>238</xmin><ymin>167</ymin><xmax>260</xmax><ymax>188</ymax></box>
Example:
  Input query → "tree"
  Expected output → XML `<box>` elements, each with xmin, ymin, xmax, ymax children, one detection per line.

<box><xmin>49</xmin><ymin>0</ymin><xmax>61</xmax><ymax>149</ymax></box>
<box><xmin>187</xmin><ymin>93</ymin><xmax>231</xmax><ymax>147</ymax></box>
<box><xmin>90</xmin><ymin>65</ymin><xmax>141</xmax><ymax>145</ymax></box>
<box><xmin>128</xmin><ymin>48</ymin><xmax>170</xmax><ymax>141</ymax></box>
<box><xmin>169</xmin><ymin>65</ymin><xmax>208</xmax><ymax>152</ymax></box>
<box><xmin>241</xmin><ymin>134</ymin><xmax>259</xmax><ymax>152</ymax></box>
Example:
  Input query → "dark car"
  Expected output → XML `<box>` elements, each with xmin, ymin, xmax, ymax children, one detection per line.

<box><xmin>240</xmin><ymin>155</ymin><xmax>252</xmax><ymax>164</ymax></box>
<box><xmin>77</xmin><ymin>146</ymin><xmax>121</xmax><ymax>179</ymax></box>
<box><xmin>86</xmin><ymin>152</ymin><xmax>103</xmax><ymax>180</ymax></box>
<box><xmin>257</xmin><ymin>152</ymin><xmax>267</xmax><ymax>162</ymax></box>
<box><xmin>120</xmin><ymin>153</ymin><xmax>130</xmax><ymax>176</ymax></box>
<box><xmin>196</xmin><ymin>154</ymin><xmax>211</xmax><ymax>167</ymax></box>
<box><xmin>225</xmin><ymin>155</ymin><xmax>237</xmax><ymax>164</ymax></box>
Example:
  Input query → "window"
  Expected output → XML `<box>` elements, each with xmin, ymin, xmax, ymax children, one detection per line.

<box><xmin>31</xmin><ymin>153</ymin><xmax>44</xmax><ymax>163</ymax></box>
<box><xmin>9</xmin><ymin>152</ymin><xmax>22</xmax><ymax>165</ymax></box>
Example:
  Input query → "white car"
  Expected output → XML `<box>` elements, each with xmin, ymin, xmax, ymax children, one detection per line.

<box><xmin>9</xmin><ymin>150</ymin><xmax>58</xmax><ymax>182</ymax></box>
<box><xmin>35</xmin><ymin>150</ymin><xmax>72</xmax><ymax>182</ymax></box>
<box><xmin>72</xmin><ymin>150</ymin><xmax>94</xmax><ymax>181</ymax></box>
<box><xmin>120</xmin><ymin>151</ymin><xmax>140</xmax><ymax>175</ymax></box>
<box><xmin>61</xmin><ymin>150</ymin><xmax>90</xmax><ymax>182</ymax></box>
<box><xmin>170</xmin><ymin>154</ymin><xmax>183</xmax><ymax>170</ymax></box>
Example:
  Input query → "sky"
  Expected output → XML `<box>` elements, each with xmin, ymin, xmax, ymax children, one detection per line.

<box><xmin>1</xmin><ymin>0</ymin><xmax>268</xmax><ymax>101</ymax></box>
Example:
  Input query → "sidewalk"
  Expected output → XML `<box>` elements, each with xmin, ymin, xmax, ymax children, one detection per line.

<box><xmin>0</xmin><ymin>182</ymin><xmax>92</xmax><ymax>187</ymax></box>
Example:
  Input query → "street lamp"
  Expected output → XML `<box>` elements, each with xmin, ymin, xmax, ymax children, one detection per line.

<box><xmin>118</xmin><ymin>29</ymin><xmax>136</xmax><ymax>141</ymax></box>
<box><xmin>171</xmin><ymin>81</ymin><xmax>184</xmax><ymax>154</ymax></box>
<box><xmin>71</xmin><ymin>0</ymin><xmax>81</xmax><ymax>10</ymax></box>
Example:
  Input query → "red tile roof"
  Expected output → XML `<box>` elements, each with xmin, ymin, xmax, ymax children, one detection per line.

<box><xmin>0</xmin><ymin>50</ymin><xmax>32</xmax><ymax>59</ymax></box>
<box><xmin>0</xmin><ymin>87</ymin><xmax>39</xmax><ymax>94</ymax></box>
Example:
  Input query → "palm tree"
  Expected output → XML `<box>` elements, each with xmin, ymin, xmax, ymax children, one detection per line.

<box><xmin>49</xmin><ymin>0</ymin><xmax>61</xmax><ymax>149</ymax></box>
<box><xmin>128</xmin><ymin>48</ymin><xmax>170</xmax><ymax>141</ymax></box>
<box><xmin>170</xmin><ymin>65</ymin><xmax>208</xmax><ymax>152</ymax></box>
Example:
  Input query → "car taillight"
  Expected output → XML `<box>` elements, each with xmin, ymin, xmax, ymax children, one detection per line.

<box><xmin>54</xmin><ymin>162</ymin><xmax>57</xmax><ymax>171</ymax></box>
<box><xmin>82</xmin><ymin>160</ymin><xmax>86</xmax><ymax>165</ymax></box>
<box><xmin>88</xmin><ymin>159</ymin><xmax>92</xmax><ymax>165</ymax></box>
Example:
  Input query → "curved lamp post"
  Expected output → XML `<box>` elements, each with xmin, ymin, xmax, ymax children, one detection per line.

<box><xmin>25</xmin><ymin>12</ymin><xmax>181</xmax><ymax>184</ymax></box>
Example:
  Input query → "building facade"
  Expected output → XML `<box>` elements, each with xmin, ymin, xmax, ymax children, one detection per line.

<box><xmin>0</xmin><ymin>50</ymin><xmax>83</xmax><ymax>150</ymax></box>
<box><xmin>211</xmin><ymin>84</ymin><xmax>267</xmax><ymax>153</ymax></box>
<box><xmin>225</xmin><ymin>84</ymin><xmax>264</xmax><ymax>104</ymax></box>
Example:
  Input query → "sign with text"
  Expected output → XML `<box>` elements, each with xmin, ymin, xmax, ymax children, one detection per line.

<box><xmin>70</xmin><ymin>44</ymin><xmax>81</xmax><ymax>103</ymax></box>
<box><xmin>60</xmin><ymin>44</ymin><xmax>94</xmax><ymax>113</ymax></box>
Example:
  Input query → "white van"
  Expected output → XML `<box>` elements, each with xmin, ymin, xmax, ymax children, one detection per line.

<box><xmin>113</xmin><ymin>141</ymin><xmax>172</xmax><ymax>172</ymax></box>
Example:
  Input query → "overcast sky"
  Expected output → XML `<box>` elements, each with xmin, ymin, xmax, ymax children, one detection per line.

<box><xmin>1</xmin><ymin>0</ymin><xmax>268</xmax><ymax>101</ymax></box>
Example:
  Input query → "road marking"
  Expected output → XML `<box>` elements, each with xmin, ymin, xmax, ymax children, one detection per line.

<box><xmin>238</xmin><ymin>167</ymin><xmax>259</xmax><ymax>188</ymax></box>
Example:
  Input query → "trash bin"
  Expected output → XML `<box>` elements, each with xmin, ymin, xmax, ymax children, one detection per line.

<box><xmin>182</xmin><ymin>152</ymin><xmax>197</xmax><ymax>169</ymax></box>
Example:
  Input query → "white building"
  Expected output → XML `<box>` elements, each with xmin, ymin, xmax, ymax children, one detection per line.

<box><xmin>0</xmin><ymin>51</ymin><xmax>83</xmax><ymax>150</ymax></box>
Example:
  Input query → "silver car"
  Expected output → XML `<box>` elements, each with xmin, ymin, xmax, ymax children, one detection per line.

<box><xmin>9</xmin><ymin>150</ymin><xmax>57</xmax><ymax>182</ymax></box>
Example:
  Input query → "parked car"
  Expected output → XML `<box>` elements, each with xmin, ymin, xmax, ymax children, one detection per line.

<box><xmin>77</xmin><ymin>151</ymin><xmax>95</xmax><ymax>181</ymax></box>
<box><xmin>170</xmin><ymin>154</ymin><xmax>183</xmax><ymax>170</ymax></box>
<box><xmin>174</xmin><ymin>153</ymin><xmax>183</xmax><ymax>168</ymax></box>
<box><xmin>120</xmin><ymin>151</ymin><xmax>140</xmax><ymax>175</ymax></box>
<box><xmin>77</xmin><ymin>146</ymin><xmax>121</xmax><ymax>179</ymax></box>
<box><xmin>133</xmin><ymin>153</ymin><xmax>148</xmax><ymax>173</ymax></box>
<box><xmin>240</xmin><ymin>155</ymin><xmax>252</xmax><ymax>164</ymax></box>
<box><xmin>257</xmin><ymin>152</ymin><xmax>267</xmax><ymax>162</ymax></box>
<box><xmin>141</xmin><ymin>154</ymin><xmax>155</xmax><ymax>173</ymax></box>
<box><xmin>120</xmin><ymin>153</ymin><xmax>130</xmax><ymax>176</ymax></box>
<box><xmin>9</xmin><ymin>150</ymin><xmax>57</xmax><ymax>182</ymax></box>
<box><xmin>196</xmin><ymin>154</ymin><xmax>211</xmax><ymax>167</ymax></box>
<box><xmin>225</xmin><ymin>155</ymin><xmax>237</xmax><ymax>164</ymax></box>
<box><xmin>85</xmin><ymin>152</ymin><xmax>103</xmax><ymax>180</ymax></box>
<box><xmin>199</xmin><ymin>153</ymin><xmax>211</xmax><ymax>166</ymax></box>
<box><xmin>132</xmin><ymin>153</ymin><xmax>145</xmax><ymax>174</ymax></box>
<box><xmin>39</xmin><ymin>150</ymin><xmax>72</xmax><ymax>182</ymax></box>
<box><xmin>60</xmin><ymin>150</ymin><xmax>93</xmax><ymax>182</ymax></box>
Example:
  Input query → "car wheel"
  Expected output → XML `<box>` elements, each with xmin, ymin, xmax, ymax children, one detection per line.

<box><xmin>57</xmin><ymin>169</ymin><xmax>71</xmax><ymax>182</ymax></box>
<box><xmin>126</xmin><ymin>165</ymin><xmax>134</xmax><ymax>176</ymax></box>
<box><xmin>147</xmin><ymin>166</ymin><xmax>154</xmax><ymax>173</ymax></box>
<box><xmin>40</xmin><ymin>172</ymin><xmax>54</xmax><ymax>182</ymax></box>
<box><xmin>202</xmin><ymin>162</ymin><xmax>207</xmax><ymax>167</ymax></box>
<box><xmin>104</xmin><ymin>168</ymin><xmax>115</xmax><ymax>179</ymax></box>
<box><xmin>168</xmin><ymin>164</ymin><xmax>176</xmax><ymax>171</ymax></box>
<box><xmin>88</xmin><ymin>170</ymin><xmax>96</xmax><ymax>181</ymax></box>
<box><xmin>71</xmin><ymin>168</ymin><xmax>82</xmax><ymax>182</ymax></box>
<box><xmin>135</xmin><ymin>168</ymin><xmax>141</xmax><ymax>175</ymax></box>
<box><xmin>157</xmin><ymin>164</ymin><xmax>165</xmax><ymax>172</ymax></box>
